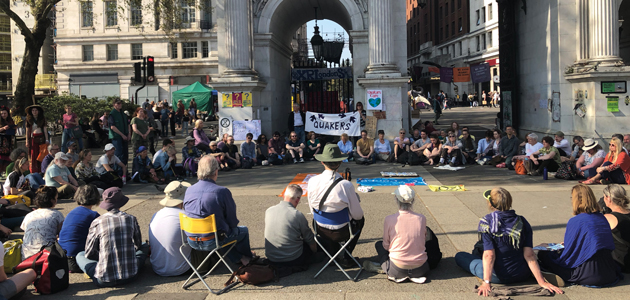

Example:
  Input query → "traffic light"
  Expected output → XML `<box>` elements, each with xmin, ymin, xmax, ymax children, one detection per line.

<box><xmin>146</xmin><ymin>56</ymin><xmax>155</xmax><ymax>82</ymax></box>
<box><xmin>133</xmin><ymin>62</ymin><xmax>142</xmax><ymax>82</ymax></box>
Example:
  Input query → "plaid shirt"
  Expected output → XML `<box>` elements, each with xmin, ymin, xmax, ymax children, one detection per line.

<box><xmin>85</xmin><ymin>209</ymin><xmax>142</xmax><ymax>282</ymax></box>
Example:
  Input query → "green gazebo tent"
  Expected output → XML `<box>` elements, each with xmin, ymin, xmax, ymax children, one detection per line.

<box><xmin>171</xmin><ymin>82</ymin><xmax>215</xmax><ymax>114</ymax></box>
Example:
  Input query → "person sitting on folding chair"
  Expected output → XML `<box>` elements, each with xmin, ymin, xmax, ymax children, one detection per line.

<box><xmin>183</xmin><ymin>156</ymin><xmax>254</xmax><ymax>265</ymax></box>
<box><xmin>363</xmin><ymin>185</ymin><xmax>430</xmax><ymax>283</ymax></box>
<box><xmin>308</xmin><ymin>144</ymin><xmax>365</xmax><ymax>269</ymax></box>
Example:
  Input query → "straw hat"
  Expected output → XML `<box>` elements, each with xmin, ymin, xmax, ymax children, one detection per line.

<box><xmin>582</xmin><ymin>139</ymin><xmax>598</xmax><ymax>151</ymax></box>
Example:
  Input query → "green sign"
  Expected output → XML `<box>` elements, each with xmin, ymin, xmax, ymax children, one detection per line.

<box><xmin>601</xmin><ymin>81</ymin><xmax>627</xmax><ymax>94</ymax></box>
<box><xmin>607</xmin><ymin>96</ymin><xmax>619</xmax><ymax>112</ymax></box>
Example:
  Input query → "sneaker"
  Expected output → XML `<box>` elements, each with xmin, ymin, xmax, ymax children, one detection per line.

<box><xmin>299</xmin><ymin>158</ymin><xmax>305</xmax><ymax>163</ymax></box>
<box><xmin>541</xmin><ymin>271</ymin><xmax>566</xmax><ymax>287</ymax></box>
<box><xmin>601</xmin><ymin>179</ymin><xmax>611</xmax><ymax>185</ymax></box>
<box><xmin>293</xmin><ymin>159</ymin><xmax>297</xmax><ymax>164</ymax></box>
<box><xmin>436</xmin><ymin>163</ymin><xmax>444</xmax><ymax>167</ymax></box>
<box><xmin>362</xmin><ymin>261</ymin><xmax>385</xmax><ymax>274</ymax></box>
<box><xmin>409</xmin><ymin>277</ymin><xmax>427</xmax><ymax>284</ymax></box>
<box><xmin>387</xmin><ymin>276</ymin><xmax>408</xmax><ymax>283</ymax></box>
<box><xmin>337</xmin><ymin>257</ymin><xmax>356</xmax><ymax>269</ymax></box>
<box><xmin>449</xmin><ymin>162</ymin><xmax>455</xmax><ymax>167</ymax></box>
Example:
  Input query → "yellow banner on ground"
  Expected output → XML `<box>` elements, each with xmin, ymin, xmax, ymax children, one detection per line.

<box><xmin>428</xmin><ymin>185</ymin><xmax>467</xmax><ymax>192</ymax></box>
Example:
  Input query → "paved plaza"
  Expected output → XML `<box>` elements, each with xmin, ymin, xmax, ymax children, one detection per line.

<box><xmin>15</xmin><ymin>108</ymin><xmax>630</xmax><ymax>299</ymax></box>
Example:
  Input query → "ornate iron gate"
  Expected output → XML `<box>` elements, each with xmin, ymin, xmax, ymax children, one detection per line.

<box><xmin>291</xmin><ymin>60</ymin><xmax>354</xmax><ymax>114</ymax></box>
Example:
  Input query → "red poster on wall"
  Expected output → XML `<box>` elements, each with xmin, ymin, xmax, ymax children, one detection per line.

<box><xmin>232</xmin><ymin>93</ymin><xmax>243</xmax><ymax>107</ymax></box>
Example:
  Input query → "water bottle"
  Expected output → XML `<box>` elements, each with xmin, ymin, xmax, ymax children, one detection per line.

<box><xmin>543</xmin><ymin>167</ymin><xmax>548</xmax><ymax>180</ymax></box>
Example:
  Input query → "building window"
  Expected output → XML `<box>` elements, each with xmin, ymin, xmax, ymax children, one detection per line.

<box><xmin>445</xmin><ymin>3</ymin><xmax>448</xmax><ymax>15</ymax></box>
<box><xmin>440</xmin><ymin>27</ymin><xmax>443</xmax><ymax>40</ymax></box>
<box><xmin>181</xmin><ymin>0</ymin><xmax>196</xmax><ymax>28</ymax></box>
<box><xmin>451</xmin><ymin>21</ymin><xmax>455</xmax><ymax>36</ymax></box>
<box><xmin>82</xmin><ymin>45</ymin><xmax>94</xmax><ymax>61</ymax></box>
<box><xmin>482</xmin><ymin>34</ymin><xmax>486</xmax><ymax>50</ymax></box>
<box><xmin>107</xmin><ymin>44</ymin><xmax>118</xmax><ymax>60</ymax></box>
<box><xmin>202</xmin><ymin>41</ymin><xmax>209</xmax><ymax>58</ymax></box>
<box><xmin>488</xmin><ymin>4</ymin><xmax>493</xmax><ymax>20</ymax></box>
<box><xmin>451</xmin><ymin>1</ymin><xmax>454</xmax><ymax>13</ymax></box>
<box><xmin>458</xmin><ymin>0</ymin><xmax>462</xmax><ymax>9</ymax></box>
<box><xmin>131</xmin><ymin>44</ymin><xmax>143</xmax><ymax>60</ymax></box>
<box><xmin>182</xmin><ymin>42</ymin><xmax>197</xmax><ymax>59</ymax></box>
<box><xmin>482</xmin><ymin>7</ymin><xmax>486</xmax><ymax>23</ymax></box>
<box><xmin>81</xmin><ymin>1</ymin><xmax>93</xmax><ymax>27</ymax></box>
<box><xmin>0</xmin><ymin>36</ymin><xmax>9</xmax><ymax>52</ymax></box>
<box><xmin>458</xmin><ymin>18</ymin><xmax>462</xmax><ymax>32</ymax></box>
<box><xmin>200</xmin><ymin>0</ymin><xmax>212</xmax><ymax>29</ymax></box>
<box><xmin>170</xmin><ymin>42</ymin><xmax>178</xmax><ymax>59</ymax></box>
<box><xmin>476</xmin><ymin>10</ymin><xmax>480</xmax><ymax>26</ymax></box>
<box><xmin>488</xmin><ymin>32</ymin><xmax>493</xmax><ymax>48</ymax></box>
<box><xmin>425</xmin><ymin>33</ymin><xmax>428</xmax><ymax>43</ymax></box>
<box><xmin>0</xmin><ymin>17</ymin><xmax>9</xmax><ymax>32</ymax></box>
<box><xmin>476</xmin><ymin>36</ymin><xmax>480</xmax><ymax>51</ymax></box>
<box><xmin>439</xmin><ymin>7</ymin><xmax>442</xmax><ymax>18</ymax></box>
<box><xmin>424</xmin><ymin>14</ymin><xmax>428</xmax><ymax>25</ymax></box>
<box><xmin>105</xmin><ymin>1</ymin><xmax>118</xmax><ymax>26</ymax></box>
<box><xmin>130</xmin><ymin>1</ymin><xmax>142</xmax><ymax>26</ymax></box>
<box><xmin>459</xmin><ymin>42</ymin><xmax>462</xmax><ymax>56</ymax></box>
<box><xmin>445</xmin><ymin>25</ymin><xmax>449</xmax><ymax>38</ymax></box>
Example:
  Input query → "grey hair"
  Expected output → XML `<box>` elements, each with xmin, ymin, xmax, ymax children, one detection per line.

<box><xmin>197</xmin><ymin>156</ymin><xmax>219</xmax><ymax>180</ymax></box>
<box><xmin>9</xmin><ymin>147</ymin><xmax>28</xmax><ymax>161</ymax></box>
<box><xmin>397</xmin><ymin>197</ymin><xmax>414</xmax><ymax>211</ymax></box>
<box><xmin>75</xmin><ymin>184</ymin><xmax>101</xmax><ymax>206</ymax></box>
<box><xmin>604</xmin><ymin>184</ymin><xmax>630</xmax><ymax>208</ymax></box>
<box><xmin>48</xmin><ymin>143</ymin><xmax>59</xmax><ymax>152</ymax></box>
<box><xmin>284</xmin><ymin>184</ymin><xmax>303</xmax><ymax>199</ymax></box>
<box><xmin>527</xmin><ymin>133</ymin><xmax>539</xmax><ymax>142</ymax></box>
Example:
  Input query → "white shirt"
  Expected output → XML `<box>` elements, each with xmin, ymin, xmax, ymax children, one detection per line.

<box><xmin>553</xmin><ymin>139</ymin><xmax>572</xmax><ymax>155</ymax></box>
<box><xmin>21</xmin><ymin>209</ymin><xmax>65</xmax><ymax>258</ymax></box>
<box><xmin>374</xmin><ymin>139</ymin><xmax>391</xmax><ymax>153</ymax></box>
<box><xmin>95</xmin><ymin>154</ymin><xmax>122</xmax><ymax>175</ymax></box>
<box><xmin>525</xmin><ymin>142</ymin><xmax>544</xmax><ymax>156</ymax></box>
<box><xmin>307</xmin><ymin>170</ymin><xmax>364</xmax><ymax>230</ymax></box>
<box><xmin>149</xmin><ymin>207</ymin><xmax>191</xmax><ymax>276</ymax></box>
<box><xmin>3</xmin><ymin>171</ymin><xmax>25</xmax><ymax>196</ymax></box>
<box><xmin>294</xmin><ymin>112</ymin><xmax>304</xmax><ymax>127</ymax></box>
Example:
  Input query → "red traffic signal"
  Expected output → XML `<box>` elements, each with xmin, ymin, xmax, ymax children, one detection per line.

<box><xmin>146</xmin><ymin>56</ymin><xmax>155</xmax><ymax>82</ymax></box>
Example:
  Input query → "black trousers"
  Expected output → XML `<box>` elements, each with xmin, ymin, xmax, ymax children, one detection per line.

<box><xmin>316</xmin><ymin>217</ymin><xmax>364</xmax><ymax>258</ymax></box>
<box><xmin>536</xmin><ymin>159</ymin><xmax>560</xmax><ymax>173</ymax></box>
<box><xmin>440</xmin><ymin>148</ymin><xmax>462</xmax><ymax>164</ymax></box>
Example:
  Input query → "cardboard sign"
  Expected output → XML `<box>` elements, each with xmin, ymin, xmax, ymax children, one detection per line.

<box><xmin>365</xmin><ymin>116</ymin><xmax>378</xmax><ymax>139</ymax></box>
<box><xmin>607</xmin><ymin>96</ymin><xmax>620</xmax><ymax>112</ymax></box>
<box><xmin>366</xmin><ymin>90</ymin><xmax>383</xmax><ymax>110</ymax></box>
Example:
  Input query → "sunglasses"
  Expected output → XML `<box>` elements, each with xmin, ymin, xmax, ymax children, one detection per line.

<box><xmin>610</xmin><ymin>144</ymin><xmax>615</xmax><ymax>146</ymax></box>
<box><xmin>399</xmin><ymin>132</ymin><xmax>405</xmax><ymax>134</ymax></box>
<box><xmin>291</xmin><ymin>135</ymin><xmax>297</xmax><ymax>137</ymax></box>
<box><xmin>449</xmin><ymin>135</ymin><xmax>455</xmax><ymax>137</ymax></box>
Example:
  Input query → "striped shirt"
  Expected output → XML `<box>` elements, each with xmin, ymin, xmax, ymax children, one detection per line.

<box><xmin>85</xmin><ymin>209</ymin><xmax>142</xmax><ymax>282</ymax></box>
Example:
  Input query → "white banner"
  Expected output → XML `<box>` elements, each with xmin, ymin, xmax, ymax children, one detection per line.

<box><xmin>305</xmin><ymin>111</ymin><xmax>361</xmax><ymax>137</ymax></box>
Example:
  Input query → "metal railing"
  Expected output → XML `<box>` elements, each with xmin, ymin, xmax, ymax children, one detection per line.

<box><xmin>35</xmin><ymin>74</ymin><xmax>56</xmax><ymax>90</ymax></box>
<box><xmin>199</xmin><ymin>20</ymin><xmax>212</xmax><ymax>30</ymax></box>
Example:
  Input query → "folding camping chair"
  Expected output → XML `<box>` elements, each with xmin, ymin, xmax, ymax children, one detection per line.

<box><xmin>179</xmin><ymin>213</ymin><xmax>239</xmax><ymax>294</ymax></box>
<box><xmin>312</xmin><ymin>208</ymin><xmax>363</xmax><ymax>281</ymax></box>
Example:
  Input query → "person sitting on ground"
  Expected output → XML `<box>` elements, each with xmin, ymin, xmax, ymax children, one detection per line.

<box><xmin>223</xmin><ymin>135</ymin><xmax>242</xmax><ymax>168</ymax></box>
<box><xmin>309</xmin><ymin>144</ymin><xmax>364</xmax><ymax>268</ymax></box>
<box><xmin>207</xmin><ymin>141</ymin><xmax>230</xmax><ymax>171</ymax></box>
<box><xmin>455</xmin><ymin>188</ymin><xmax>564</xmax><ymax>296</ymax></box>
<box><xmin>182</xmin><ymin>136</ymin><xmax>203</xmax><ymax>174</ymax></box>
<box><xmin>240</xmin><ymin>133</ymin><xmax>258</xmax><ymax>165</ymax></box>
<box><xmin>393</xmin><ymin>129</ymin><xmax>411</xmax><ymax>163</ymax></box>
<box><xmin>286</xmin><ymin>131</ymin><xmax>305</xmax><ymax>164</ymax></box>
<box><xmin>513</xmin><ymin>133</ymin><xmax>543</xmax><ymax>162</ymax></box>
<box><xmin>460</xmin><ymin>129</ymin><xmax>477</xmax><ymax>164</ymax></box>
<box><xmin>268</xmin><ymin>131</ymin><xmax>286</xmax><ymax>164</ymax></box>
<box><xmin>476</xmin><ymin>130</ymin><xmax>495</xmax><ymax>162</ymax></box>
<box><xmin>612</xmin><ymin>134</ymin><xmax>629</xmax><ymax>155</ymax></box>
<box><xmin>528</xmin><ymin>136</ymin><xmax>562</xmax><ymax>176</ymax></box>
<box><xmin>74</xmin><ymin>149</ymin><xmax>108</xmax><ymax>190</ymax></box>
<box><xmin>154</xmin><ymin>145</ymin><xmax>177</xmax><ymax>179</ymax></box>
<box><xmin>44</xmin><ymin>152</ymin><xmax>79</xmax><ymax>199</ymax></box>
<box><xmin>582</xmin><ymin>137</ymin><xmax>630</xmax><ymax>185</ymax></box>
<box><xmin>459</xmin><ymin>126</ymin><xmax>476</xmax><ymax>141</ymax></box>
<box><xmin>438</xmin><ymin>130</ymin><xmax>447</xmax><ymax>143</ymax></box>
<box><xmin>363</xmin><ymin>186</ymin><xmax>431</xmax><ymax>284</ymax></box>
<box><xmin>20</xmin><ymin>186</ymin><xmax>65</xmax><ymax>259</ymax></box>
<box><xmin>437</xmin><ymin>131</ymin><xmax>464</xmax><ymax>167</ymax></box>
<box><xmin>575</xmin><ymin>139</ymin><xmax>605</xmax><ymax>179</ymax></box>
<box><xmin>192</xmin><ymin>120</ymin><xmax>212</xmax><ymax>153</ymax></box>
<box><xmin>497</xmin><ymin>126</ymin><xmax>520</xmax><ymax>168</ymax></box>
<box><xmin>374</xmin><ymin>130</ymin><xmax>392</xmax><ymax>162</ymax></box>
<box><xmin>153</xmin><ymin>139</ymin><xmax>174</xmax><ymax>165</ymax></box>
<box><xmin>409</xmin><ymin>129</ymin><xmax>422</xmax><ymax>144</ymax></box>
<box><xmin>624</xmin><ymin>134</ymin><xmax>630</xmax><ymax>152</ymax></box>
<box><xmin>424</xmin><ymin>134</ymin><xmax>443</xmax><ymax>165</ymax></box>
<box><xmin>563</xmin><ymin>136</ymin><xmax>585</xmax><ymax>163</ymax></box>
<box><xmin>256</xmin><ymin>134</ymin><xmax>269</xmax><ymax>164</ymax></box>
<box><xmin>265</xmin><ymin>184</ymin><xmax>317</xmax><ymax>273</ymax></box>
<box><xmin>537</xmin><ymin>184</ymin><xmax>621</xmax><ymax>287</ymax></box>
<box><xmin>217</xmin><ymin>133</ymin><xmax>229</xmax><ymax>152</ymax></box>
<box><xmin>450</xmin><ymin>122</ymin><xmax>462</xmax><ymax>137</ymax></box>
<box><xmin>337</xmin><ymin>133</ymin><xmax>353</xmax><ymax>162</ymax></box>
<box><xmin>95</xmin><ymin>143</ymin><xmax>127</xmax><ymax>187</ymax></box>
<box><xmin>354</xmin><ymin>130</ymin><xmax>375</xmax><ymax>165</ymax></box>
<box><xmin>0</xmin><ymin>249</ymin><xmax>36</xmax><ymax>299</ymax></box>
<box><xmin>553</xmin><ymin>131</ymin><xmax>572</xmax><ymax>157</ymax></box>
<box><xmin>58</xmin><ymin>184</ymin><xmax>101</xmax><ymax>273</ymax></box>
<box><xmin>411</xmin><ymin>129</ymin><xmax>431</xmax><ymax>155</ymax></box>
<box><xmin>424</xmin><ymin>121</ymin><xmax>438</xmax><ymax>135</ymax></box>
<box><xmin>132</xmin><ymin>146</ymin><xmax>159</xmax><ymax>183</ymax></box>
<box><xmin>149</xmin><ymin>181</ymin><xmax>194</xmax><ymax>276</ymax></box>
<box><xmin>6</xmin><ymin>147</ymin><xmax>28</xmax><ymax>176</ymax></box>
<box><xmin>77</xmin><ymin>187</ymin><xmax>149</xmax><ymax>287</ymax></box>
<box><xmin>183</xmin><ymin>156</ymin><xmax>255</xmax><ymax>265</ymax></box>
<box><xmin>601</xmin><ymin>184</ymin><xmax>630</xmax><ymax>273</ymax></box>
<box><xmin>305</xmin><ymin>131</ymin><xmax>321</xmax><ymax>161</ymax></box>
<box><xmin>3</xmin><ymin>157</ymin><xmax>36</xmax><ymax>200</ymax></box>
<box><xmin>40</xmin><ymin>143</ymin><xmax>60</xmax><ymax>173</ymax></box>
<box><xmin>66</xmin><ymin>140</ymin><xmax>80</xmax><ymax>165</ymax></box>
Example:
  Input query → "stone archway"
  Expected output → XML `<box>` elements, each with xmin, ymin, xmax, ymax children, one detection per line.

<box><xmin>214</xmin><ymin>0</ymin><xmax>409</xmax><ymax>139</ymax></box>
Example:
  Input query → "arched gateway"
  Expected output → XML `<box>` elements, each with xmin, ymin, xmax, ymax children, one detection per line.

<box><xmin>213</xmin><ymin>0</ymin><xmax>409</xmax><ymax>139</ymax></box>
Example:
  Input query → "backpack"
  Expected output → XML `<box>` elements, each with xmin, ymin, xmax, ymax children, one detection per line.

<box><xmin>555</xmin><ymin>161</ymin><xmax>578</xmax><ymax>180</ymax></box>
<box><xmin>14</xmin><ymin>242</ymin><xmax>69</xmax><ymax>294</ymax></box>
<box><xmin>407</xmin><ymin>152</ymin><xmax>427</xmax><ymax>166</ymax></box>
<box><xmin>425</xmin><ymin>226</ymin><xmax>442</xmax><ymax>270</ymax></box>
<box><xmin>514</xmin><ymin>160</ymin><xmax>527</xmax><ymax>175</ymax></box>
<box><xmin>241</xmin><ymin>158</ymin><xmax>253</xmax><ymax>169</ymax></box>
<box><xmin>268</xmin><ymin>154</ymin><xmax>283</xmax><ymax>165</ymax></box>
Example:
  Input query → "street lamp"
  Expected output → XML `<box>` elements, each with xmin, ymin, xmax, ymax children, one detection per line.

<box><xmin>418</xmin><ymin>0</ymin><xmax>427</xmax><ymax>8</ymax></box>
<box><xmin>310</xmin><ymin>7</ymin><xmax>323</xmax><ymax>61</ymax></box>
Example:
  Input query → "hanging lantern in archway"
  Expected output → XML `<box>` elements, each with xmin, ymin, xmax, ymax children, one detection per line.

<box><xmin>310</xmin><ymin>7</ymin><xmax>324</xmax><ymax>61</ymax></box>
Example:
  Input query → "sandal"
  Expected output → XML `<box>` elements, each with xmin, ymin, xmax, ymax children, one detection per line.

<box><xmin>580</xmin><ymin>178</ymin><xmax>599</xmax><ymax>185</ymax></box>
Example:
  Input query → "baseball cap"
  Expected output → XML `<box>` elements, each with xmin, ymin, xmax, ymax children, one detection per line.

<box><xmin>159</xmin><ymin>181</ymin><xmax>192</xmax><ymax>207</ymax></box>
<box><xmin>104</xmin><ymin>143</ymin><xmax>115</xmax><ymax>151</ymax></box>
<box><xmin>394</xmin><ymin>185</ymin><xmax>415</xmax><ymax>204</ymax></box>
<box><xmin>54</xmin><ymin>152</ymin><xmax>70</xmax><ymax>161</ymax></box>
<box><xmin>185</xmin><ymin>136</ymin><xmax>195</xmax><ymax>142</ymax></box>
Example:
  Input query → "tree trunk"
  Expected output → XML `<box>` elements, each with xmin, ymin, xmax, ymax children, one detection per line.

<box><xmin>14</xmin><ymin>40</ymin><xmax>44</xmax><ymax>109</ymax></box>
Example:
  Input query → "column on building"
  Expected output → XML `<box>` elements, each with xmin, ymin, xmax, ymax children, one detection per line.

<box><xmin>588</xmin><ymin>0</ymin><xmax>621</xmax><ymax>64</ymax></box>
<box><xmin>577</xmin><ymin>0</ymin><xmax>589</xmax><ymax>62</ymax></box>
<box><xmin>224</xmin><ymin>0</ymin><xmax>255</xmax><ymax>76</ymax></box>
<box><xmin>366</xmin><ymin>0</ymin><xmax>397</xmax><ymax>74</ymax></box>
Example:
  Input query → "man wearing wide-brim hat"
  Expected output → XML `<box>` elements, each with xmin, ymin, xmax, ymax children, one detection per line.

<box><xmin>149</xmin><ymin>181</ymin><xmax>194</xmax><ymax>276</ymax></box>
<box><xmin>307</xmin><ymin>144</ymin><xmax>364</xmax><ymax>268</ymax></box>
<box><xmin>577</xmin><ymin>139</ymin><xmax>604</xmax><ymax>179</ymax></box>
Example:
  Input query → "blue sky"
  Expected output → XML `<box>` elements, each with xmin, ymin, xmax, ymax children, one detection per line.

<box><xmin>306</xmin><ymin>19</ymin><xmax>353</xmax><ymax>61</ymax></box>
